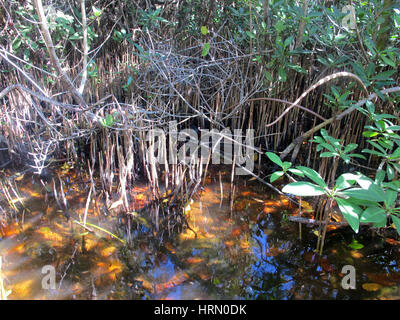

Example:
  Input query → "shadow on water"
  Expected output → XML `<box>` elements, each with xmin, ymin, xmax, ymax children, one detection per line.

<box><xmin>1</xmin><ymin>171</ymin><xmax>400</xmax><ymax>300</ymax></box>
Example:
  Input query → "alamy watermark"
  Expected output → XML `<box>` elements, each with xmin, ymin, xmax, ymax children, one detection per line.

<box><xmin>341</xmin><ymin>265</ymin><xmax>356</xmax><ymax>290</ymax></box>
<box><xmin>144</xmin><ymin>121</ymin><xmax>255</xmax><ymax>175</ymax></box>
<box><xmin>41</xmin><ymin>265</ymin><xmax>56</xmax><ymax>290</ymax></box>
<box><xmin>341</xmin><ymin>5</ymin><xmax>357</xmax><ymax>30</ymax></box>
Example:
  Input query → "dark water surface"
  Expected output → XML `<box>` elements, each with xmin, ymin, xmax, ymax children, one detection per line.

<box><xmin>1</xmin><ymin>171</ymin><xmax>400</xmax><ymax>300</ymax></box>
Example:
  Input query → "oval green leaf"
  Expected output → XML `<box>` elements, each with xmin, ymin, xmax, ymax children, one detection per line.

<box><xmin>282</xmin><ymin>182</ymin><xmax>326</xmax><ymax>197</ymax></box>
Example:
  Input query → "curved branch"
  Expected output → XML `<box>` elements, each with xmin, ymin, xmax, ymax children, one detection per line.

<box><xmin>266</xmin><ymin>71</ymin><xmax>368</xmax><ymax>128</ymax></box>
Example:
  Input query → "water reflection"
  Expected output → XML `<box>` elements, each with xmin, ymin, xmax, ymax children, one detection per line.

<box><xmin>1</xmin><ymin>172</ymin><xmax>400</xmax><ymax>300</ymax></box>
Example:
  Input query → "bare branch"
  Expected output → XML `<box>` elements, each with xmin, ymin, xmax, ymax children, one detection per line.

<box><xmin>78</xmin><ymin>0</ymin><xmax>88</xmax><ymax>94</ymax></box>
<box><xmin>32</xmin><ymin>0</ymin><xmax>87</xmax><ymax>108</ymax></box>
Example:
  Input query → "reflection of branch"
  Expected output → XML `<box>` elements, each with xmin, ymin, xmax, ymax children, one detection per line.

<box><xmin>280</xmin><ymin>86</ymin><xmax>400</xmax><ymax>160</ymax></box>
<box><xmin>33</xmin><ymin>0</ymin><xmax>87</xmax><ymax>108</ymax></box>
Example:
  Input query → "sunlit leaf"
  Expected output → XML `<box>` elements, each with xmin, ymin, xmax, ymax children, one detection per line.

<box><xmin>336</xmin><ymin>198</ymin><xmax>362</xmax><ymax>233</ymax></box>
<box><xmin>200</xmin><ymin>26</ymin><xmax>208</xmax><ymax>35</ymax></box>
<box><xmin>282</xmin><ymin>182</ymin><xmax>325</xmax><ymax>196</ymax></box>
<box><xmin>360</xmin><ymin>206</ymin><xmax>386</xmax><ymax>224</ymax></box>
<box><xmin>270</xmin><ymin>171</ymin><xmax>284</xmax><ymax>182</ymax></box>
<box><xmin>348</xmin><ymin>239</ymin><xmax>364</xmax><ymax>250</ymax></box>
<box><xmin>340</xmin><ymin>185</ymin><xmax>386</xmax><ymax>202</ymax></box>
<box><xmin>296</xmin><ymin>166</ymin><xmax>327</xmax><ymax>188</ymax></box>
<box><xmin>266</xmin><ymin>152</ymin><xmax>283</xmax><ymax>168</ymax></box>
<box><xmin>92</xmin><ymin>6</ymin><xmax>102</xmax><ymax>17</ymax></box>
<box><xmin>201</xmin><ymin>43</ymin><xmax>210</xmax><ymax>56</ymax></box>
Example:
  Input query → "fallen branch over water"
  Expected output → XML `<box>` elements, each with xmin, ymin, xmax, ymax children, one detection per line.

<box><xmin>288</xmin><ymin>215</ymin><xmax>374</xmax><ymax>228</ymax></box>
<box><xmin>288</xmin><ymin>215</ymin><xmax>347</xmax><ymax>226</ymax></box>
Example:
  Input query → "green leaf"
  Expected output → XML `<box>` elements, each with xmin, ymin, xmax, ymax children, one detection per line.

<box><xmin>287</xmin><ymin>64</ymin><xmax>307</xmax><ymax>74</ymax></box>
<box><xmin>278</xmin><ymin>67</ymin><xmax>287</xmax><ymax>82</ymax></box>
<box><xmin>340</xmin><ymin>185</ymin><xmax>386</xmax><ymax>202</ymax></box>
<box><xmin>282</xmin><ymin>182</ymin><xmax>326</xmax><ymax>197</ymax></box>
<box><xmin>266</xmin><ymin>152</ymin><xmax>283</xmax><ymax>168</ymax></box>
<box><xmin>383</xmin><ymin>181</ymin><xmax>400</xmax><ymax>192</ymax></box>
<box><xmin>275</xmin><ymin>20</ymin><xmax>285</xmax><ymax>33</ymax></box>
<box><xmin>282</xmin><ymin>161</ymin><xmax>292</xmax><ymax>171</ymax></box>
<box><xmin>387</xmin><ymin>126</ymin><xmax>400</xmax><ymax>131</ymax></box>
<box><xmin>360</xmin><ymin>206</ymin><xmax>386</xmax><ymax>223</ymax></box>
<box><xmin>344</xmin><ymin>143</ymin><xmax>358</xmax><ymax>153</ymax></box>
<box><xmin>287</xmin><ymin>168</ymin><xmax>304</xmax><ymax>177</ymax></box>
<box><xmin>284</xmin><ymin>36</ymin><xmax>293</xmax><ymax>47</ymax></box>
<box><xmin>12</xmin><ymin>38</ymin><xmax>22</xmax><ymax>51</ymax></box>
<box><xmin>348</xmin><ymin>239</ymin><xmax>364</xmax><ymax>250</ymax></box>
<box><xmin>246</xmin><ymin>30</ymin><xmax>256</xmax><ymax>39</ymax></box>
<box><xmin>367</xmin><ymin>141</ymin><xmax>387</xmax><ymax>154</ymax></box>
<box><xmin>101</xmin><ymin>114</ymin><xmax>114</xmax><ymax>127</ymax></box>
<box><xmin>378</xmin><ymin>139</ymin><xmax>393</xmax><ymax>150</ymax></box>
<box><xmin>200</xmin><ymin>26</ymin><xmax>209</xmax><ymax>35</ymax></box>
<box><xmin>92</xmin><ymin>6</ymin><xmax>102</xmax><ymax>17</ymax></box>
<box><xmin>386</xmin><ymin>164</ymin><xmax>395</xmax><ymax>180</ymax></box>
<box><xmin>318</xmin><ymin>143</ymin><xmax>337</xmax><ymax>153</ymax></box>
<box><xmin>341</xmin><ymin>154</ymin><xmax>351</xmax><ymax>164</ymax></box>
<box><xmin>393</xmin><ymin>163</ymin><xmax>400</xmax><ymax>173</ymax></box>
<box><xmin>365</xmin><ymin>100</ymin><xmax>375</xmax><ymax>114</ymax></box>
<box><xmin>385</xmin><ymin>189</ymin><xmax>398</xmax><ymax>208</ymax></box>
<box><xmin>296</xmin><ymin>166</ymin><xmax>327</xmax><ymax>188</ymax></box>
<box><xmin>381</xmin><ymin>55</ymin><xmax>396</xmax><ymax>68</ymax></box>
<box><xmin>336</xmin><ymin>173</ymin><xmax>359</xmax><ymax>190</ymax></box>
<box><xmin>375</xmin><ymin>169</ymin><xmax>385</xmax><ymax>184</ymax></box>
<box><xmin>320</xmin><ymin>152</ymin><xmax>336</xmax><ymax>158</ymax></box>
<box><xmin>362</xmin><ymin>149</ymin><xmax>386</xmax><ymax>158</ymax></box>
<box><xmin>353</xmin><ymin>174</ymin><xmax>375</xmax><ymax>190</ymax></box>
<box><xmin>270</xmin><ymin>171</ymin><xmax>284</xmax><ymax>183</ymax></box>
<box><xmin>336</xmin><ymin>198</ymin><xmax>362</xmax><ymax>233</ymax></box>
<box><xmin>391</xmin><ymin>215</ymin><xmax>400</xmax><ymax>236</ymax></box>
<box><xmin>201</xmin><ymin>43</ymin><xmax>210</xmax><ymax>57</ymax></box>
<box><xmin>362</xmin><ymin>131</ymin><xmax>379</xmax><ymax>138</ymax></box>
<box><xmin>389</xmin><ymin>147</ymin><xmax>400</xmax><ymax>159</ymax></box>
<box><xmin>265</xmin><ymin>71</ymin><xmax>274</xmax><ymax>81</ymax></box>
<box><xmin>347</xmin><ymin>154</ymin><xmax>367</xmax><ymax>160</ymax></box>
<box><xmin>372</xmin><ymin>70</ymin><xmax>395</xmax><ymax>81</ymax></box>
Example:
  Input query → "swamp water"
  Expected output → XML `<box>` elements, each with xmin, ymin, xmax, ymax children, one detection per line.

<box><xmin>1</xmin><ymin>170</ymin><xmax>400</xmax><ymax>300</ymax></box>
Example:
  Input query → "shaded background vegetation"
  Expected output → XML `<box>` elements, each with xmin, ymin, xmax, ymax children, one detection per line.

<box><xmin>0</xmin><ymin>0</ymin><xmax>399</xmax><ymax>214</ymax></box>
